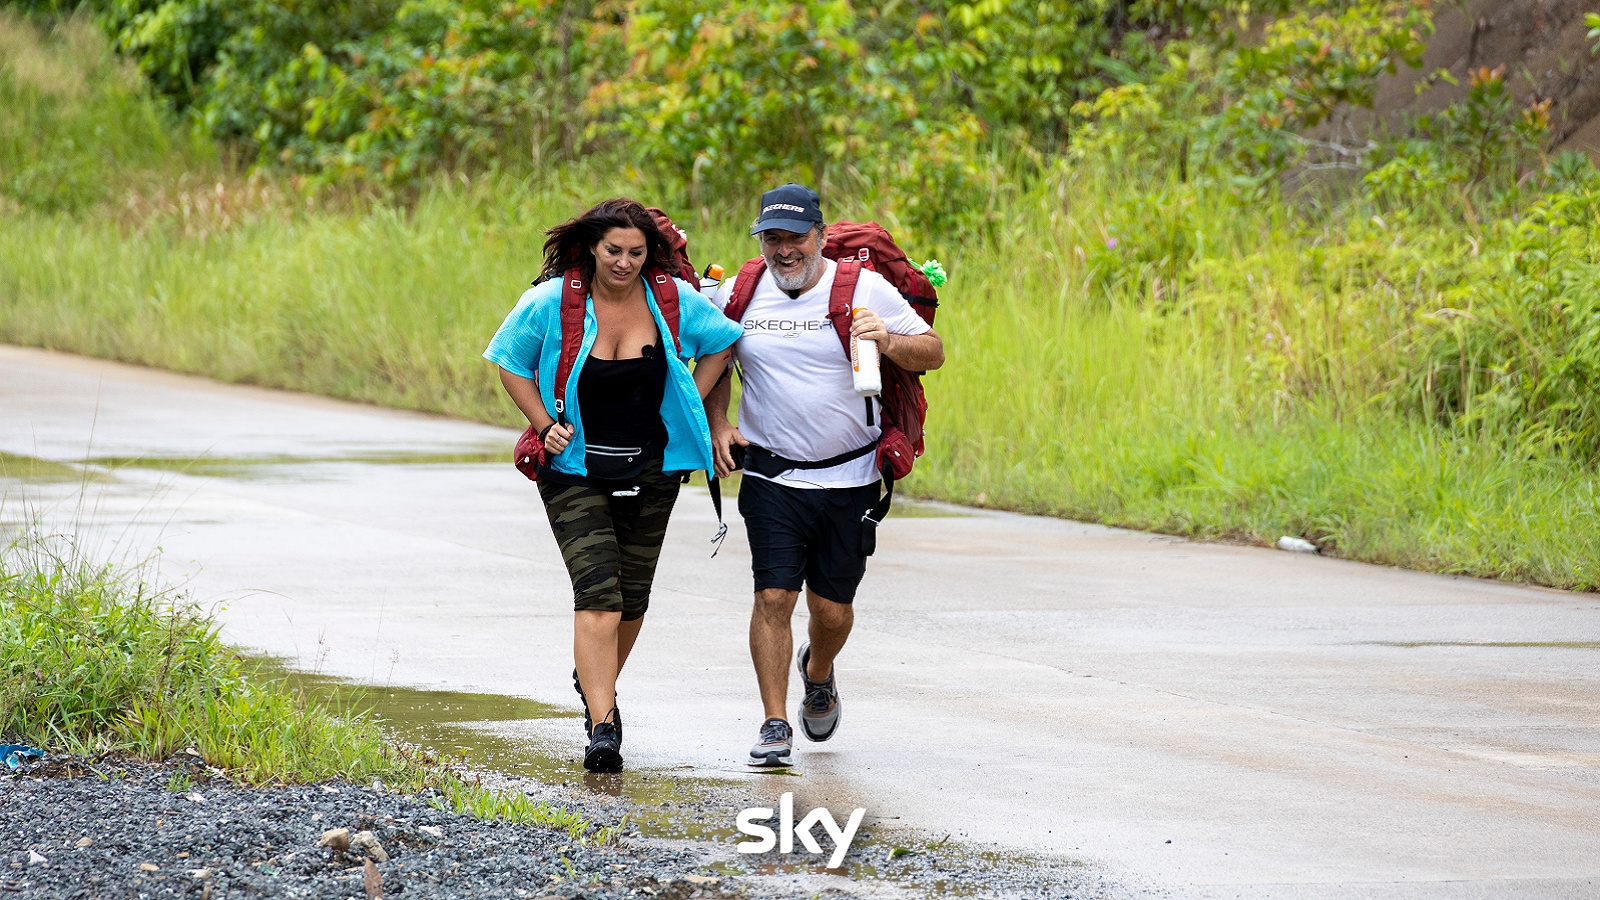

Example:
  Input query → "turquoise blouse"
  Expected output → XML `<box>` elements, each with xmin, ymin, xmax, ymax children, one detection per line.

<box><xmin>484</xmin><ymin>276</ymin><xmax>742</xmax><ymax>477</ymax></box>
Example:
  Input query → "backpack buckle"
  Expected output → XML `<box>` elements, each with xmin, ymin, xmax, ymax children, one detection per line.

<box><xmin>858</xmin><ymin>248</ymin><xmax>870</xmax><ymax>260</ymax></box>
<box><xmin>654</xmin><ymin>273</ymin><xmax>668</xmax><ymax>283</ymax></box>
<box><xmin>569</xmin><ymin>279</ymin><xmax>582</xmax><ymax>290</ymax></box>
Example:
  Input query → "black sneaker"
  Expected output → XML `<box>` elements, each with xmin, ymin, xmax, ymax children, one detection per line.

<box><xmin>573</xmin><ymin>668</ymin><xmax>620</xmax><ymax>741</ymax></box>
<box><xmin>795</xmin><ymin>642</ymin><xmax>841</xmax><ymax>742</ymax></box>
<box><xmin>748</xmin><ymin>717</ymin><xmax>793</xmax><ymax>767</ymax></box>
<box><xmin>584</xmin><ymin>712</ymin><xmax>623</xmax><ymax>773</ymax></box>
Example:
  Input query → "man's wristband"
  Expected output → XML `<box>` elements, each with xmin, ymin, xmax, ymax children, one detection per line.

<box><xmin>538</xmin><ymin>422</ymin><xmax>557</xmax><ymax>442</ymax></box>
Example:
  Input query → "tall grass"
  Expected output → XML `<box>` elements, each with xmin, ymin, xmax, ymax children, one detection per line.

<box><xmin>0</xmin><ymin>12</ymin><xmax>212</xmax><ymax>212</ymax></box>
<box><xmin>0</xmin><ymin>531</ymin><xmax>607</xmax><ymax>838</ymax></box>
<box><xmin>916</xmin><ymin>178</ymin><xmax>1600</xmax><ymax>589</ymax></box>
<box><xmin>2</xmin><ymin>14</ymin><xmax>1597</xmax><ymax>590</ymax></box>
<box><xmin>0</xmin><ymin>536</ymin><xmax>401</xmax><ymax>781</ymax></box>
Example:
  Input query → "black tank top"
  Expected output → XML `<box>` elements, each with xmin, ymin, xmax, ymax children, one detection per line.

<box><xmin>575</xmin><ymin>344</ymin><xmax>669</xmax><ymax>481</ymax></box>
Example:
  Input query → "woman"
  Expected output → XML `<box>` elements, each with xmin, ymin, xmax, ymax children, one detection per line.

<box><xmin>484</xmin><ymin>198</ymin><xmax>740</xmax><ymax>772</ymax></box>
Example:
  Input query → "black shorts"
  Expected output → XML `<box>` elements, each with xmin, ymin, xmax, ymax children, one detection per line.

<box><xmin>738</xmin><ymin>475</ymin><xmax>879</xmax><ymax>604</ymax></box>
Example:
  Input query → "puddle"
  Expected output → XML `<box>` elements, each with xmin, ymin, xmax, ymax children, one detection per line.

<box><xmin>0</xmin><ymin>452</ymin><xmax>100</xmax><ymax>482</ymax></box>
<box><xmin>84</xmin><ymin>450</ymin><xmax>506</xmax><ymax>479</ymax></box>
<box><xmin>56</xmin><ymin>450</ymin><xmax>972</xmax><ymax>520</ymax></box>
<box><xmin>244</xmin><ymin>658</ymin><xmax>1077</xmax><ymax>890</ymax></box>
<box><xmin>248</xmin><ymin>657</ymin><xmax>574</xmax><ymax>775</ymax></box>
<box><xmin>246</xmin><ymin>658</ymin><xmax>744</xmax><ymax>843</ymax></box>
<box><xmin>1370</xmin><ymin>641</ymin><xmax>1600</xmax><ymax>650</ymax></box>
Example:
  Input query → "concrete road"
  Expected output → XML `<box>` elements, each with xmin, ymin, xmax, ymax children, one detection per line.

<box><xmin>3</xmin><ymin>344</ymin><xmax>1598</xmax><ymax>898</ymax></box>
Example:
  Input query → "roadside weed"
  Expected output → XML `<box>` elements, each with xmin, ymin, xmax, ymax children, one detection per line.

<box><xmin>0</xmin><ymin>533</ymin><xmax>611</xmax><ymax>840</ymax></box>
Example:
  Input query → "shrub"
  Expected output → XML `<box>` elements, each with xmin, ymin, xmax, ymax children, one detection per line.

<box><xmin>0</xmin><ymin>10</ymin><xmax>192</xmax><ymax>212</ymax></box>
<box><xmin>1414</xmin><ymin>180</ymin><xmax>1600</xmax><ymax>458</ymax></box>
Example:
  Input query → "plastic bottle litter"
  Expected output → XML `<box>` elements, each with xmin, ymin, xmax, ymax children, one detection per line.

<box><xmin>1276</xmin><ymin>536</ymin><xmax>1320</xmax><ymax>554</ymax></box>
<box><xmin>851</xmin><ymin>307</ymin><xmax>881</xmax><ymax>397</ymax></box>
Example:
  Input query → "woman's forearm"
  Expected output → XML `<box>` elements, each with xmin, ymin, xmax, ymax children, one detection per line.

<box><xmin>499</xmin><ymin>368</ymin><xmax>556</xmax><ymax>431</ymax></box>
<box><xmin>693</xmin><ymin>349</ymin><xmax>733</xmax><ymax>401</ymax></box>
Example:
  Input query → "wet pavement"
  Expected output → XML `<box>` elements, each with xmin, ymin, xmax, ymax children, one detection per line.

<box><xmin>3</xmin><ymin>343</ymin><xmax>1600</xmax><ymax>899</ymax></box>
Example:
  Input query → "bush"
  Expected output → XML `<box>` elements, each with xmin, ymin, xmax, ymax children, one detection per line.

<box><xmin>0</xmin><ymin>534</ymin><xmax>404</xmax><ymax>782</ymax></box>
<box><xmin>0</xmin><ymin>11</ymin><xmax>195</xmax><ymax>212</ymax></box>
<box><xmin>1415</xmin><ymin>179</ymin><xmax>1600</xmax><ymax>458</ymax></box>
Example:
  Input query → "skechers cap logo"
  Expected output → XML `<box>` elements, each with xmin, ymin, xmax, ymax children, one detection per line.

<box><xmin>763</xmin><ymin>203</ymin><xmax>808</xmax><ymax>214</ymax></box>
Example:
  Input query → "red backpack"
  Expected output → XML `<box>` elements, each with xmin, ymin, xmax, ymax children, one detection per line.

<box><xmin>646</xmin><ymin>207</ymin><xmax>704</xmax><ymax>291</ymax></box>
<box><xmin>722</xmin><ymin>221</ymin><xmax>939</xmax><ymax>522</ymax></box>
<box><xmin>513</xmin><ymin>209</ymin><xmax>701</xmax><ymax>481</ymax></box>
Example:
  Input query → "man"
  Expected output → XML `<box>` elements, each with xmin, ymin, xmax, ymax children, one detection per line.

<box><xmin>706</xmin><ymin>183</ymin><xmax>945</xmax><ymax>767</ymax></box>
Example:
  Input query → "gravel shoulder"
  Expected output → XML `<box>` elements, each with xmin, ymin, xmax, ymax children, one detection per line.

<box><xmin>1</xmin><ymin>754</ymin><xmax>734</xmax><ymax>900</ymax></box>
<box><xmin>1</xmin><ymin>751</ymin><xmax>1127</xmax><ymax>899</ymax></box>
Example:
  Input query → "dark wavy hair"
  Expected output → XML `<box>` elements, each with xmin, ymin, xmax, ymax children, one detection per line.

<box><xmin>540</xmin><ymin>198</ymin><xmax>677</xmax><ymax>283</ymax></box>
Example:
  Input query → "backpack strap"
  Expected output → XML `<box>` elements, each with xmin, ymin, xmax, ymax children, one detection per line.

<box><xmin>723</xmin><ymin>257</ymin><xmax>768</xmax><ymax>322</ymax></box>
<box><xmin>825</xmin><ymin>258</ymin><xmax>898</xmax><ymax>534</ymax></box>
<box><xmin>553</xmin><ymin>266</ymin><xmax>681</xmax><ymax>423</ymax></box>
<box><xmin>553</xmin><ymin>266</ymin><xmax>588</xmax><ymax>423</ymax></box>
<box><xmin>827</xmin><ymin>258</ymin><xmax>863</xmax><ymax>358</ymax></box>
<box><xmin>646</xmin><ymin>267</ymin><xmax>682</xmax><ymax>353</ymax></box>
<box><xmin>710</xmin><ymin>257</ymin><xmax>769</xmax><ymax>556</ymax></box>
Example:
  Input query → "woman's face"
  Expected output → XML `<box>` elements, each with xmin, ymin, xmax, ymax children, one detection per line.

<box><xmin>591</xmin><ymin>227</ymin><xmax>649</xmax><ymax>293</ymax></box>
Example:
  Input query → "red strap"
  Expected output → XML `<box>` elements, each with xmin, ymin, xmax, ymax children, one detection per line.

<box><xmin>723</xmin><ymin>257</ymin><xmax>768</xmax><ymax>323</ymax></box>
<box><xmin>827</xmin><ymin>258</ymin><xmax>863</xmax><ymax>358</ymax></box>
<box><xmin>649</xmin><ymin>268</ymin><xmax>682</xmax><ymax>352</ymax></box>
<box><xmin>553</xmin><ymin>266</ymin><xmax>679</xmax><ymax>421</ymax></box>
<box><xmin>554</xmin><ymin>267</ymin><xmax>587</xmax><ymax>421</ymax></box>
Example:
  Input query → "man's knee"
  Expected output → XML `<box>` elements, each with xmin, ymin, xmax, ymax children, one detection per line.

<box><xmin>753</xmin><ymin>588</ymin><xmax>799</xmax><ymax>621</ymax></box>
<box><xmin>805</xmin><ymin>590</ymin><xmax>853</xmax><ymax>631</ymax></box>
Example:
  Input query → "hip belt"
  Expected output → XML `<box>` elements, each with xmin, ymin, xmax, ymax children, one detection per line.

<box><xmin>708</xmin><ymin>438</ymin><xmax>896</xmax><ymax>559</ymax></box>
<box><xmin>737</xmin><ymin>439</ymin><xmax>879</xmax><ymax>480</ymax></box>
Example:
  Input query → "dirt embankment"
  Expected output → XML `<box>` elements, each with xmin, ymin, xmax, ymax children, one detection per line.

<box><xmin>1371</xmin><ymin>0</ymin><xmax>1600</xmax><ymax>152</ymax></box>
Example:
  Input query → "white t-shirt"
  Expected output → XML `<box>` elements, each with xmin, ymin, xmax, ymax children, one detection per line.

<box><xmin>712</xmin><ymin>258</ymin><xmax>931</xmax><ymax>489</ymax></box>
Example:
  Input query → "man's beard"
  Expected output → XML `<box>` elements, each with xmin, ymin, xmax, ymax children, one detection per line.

<box><xmin>770</xmin><ymin>249</ymin><xmax>825</xmax><ymax>292</ymax></box>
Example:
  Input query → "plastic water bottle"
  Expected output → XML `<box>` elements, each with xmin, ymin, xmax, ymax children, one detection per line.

<box><xmin>701</xmin><ymin>263</ymin><xmax>725</xmax><ymax>293</ymax></box>
<box><xmin>851</xmin><ymin>307</ymin><xmax>881</xmax><ymax>397</ymax></box>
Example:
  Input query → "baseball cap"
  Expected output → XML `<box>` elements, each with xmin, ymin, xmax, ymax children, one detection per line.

<box><xmin>750</xmin><ymin>183</ymin><xmax>824</xmax><ymax>236</ymax></box>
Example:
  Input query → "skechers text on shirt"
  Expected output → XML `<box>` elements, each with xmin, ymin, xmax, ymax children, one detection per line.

<box><xmin>713</xmin><ymin>259</ymin><xmax>930</xmax><ymax>489</ymax></box>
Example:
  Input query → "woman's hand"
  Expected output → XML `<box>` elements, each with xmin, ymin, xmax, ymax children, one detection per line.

<box><xmin>543</xmin><ymin>422</ymin><xmax>575</xmax><ymax>455</ymax></box>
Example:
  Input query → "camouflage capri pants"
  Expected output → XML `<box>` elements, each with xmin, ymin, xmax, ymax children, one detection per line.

<box><xmin>537</xmin><ymin>465</ymin><xmax>681</xmax><ymax>620</ymax></box>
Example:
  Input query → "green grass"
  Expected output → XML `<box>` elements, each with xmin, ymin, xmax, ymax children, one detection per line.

<box><xmin>2</xmin><ymin>12</ymin><xmax>1598</xmax><ymax>591</ymax></box>
<box><xmin>0</xmin><ymin>11</ymin><xmax>213</xmax><ymax>213</ymax></box>
<box><xmin>0</xmin><ymin>531</ymin><xmax>611</xmax><ymax>839</ymax></box>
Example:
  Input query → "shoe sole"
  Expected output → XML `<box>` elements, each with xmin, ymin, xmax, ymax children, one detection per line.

<box><xmin>747</xmin><ymin>751</ymin><xmax>792</xmax><ymax>767</ymax></box>
<box><xmin>795</xmin><ymin>642</ymin><xmax>841</xmax><ymax>743</ymax></box>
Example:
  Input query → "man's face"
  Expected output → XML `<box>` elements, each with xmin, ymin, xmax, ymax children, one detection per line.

<box><xmin>759</xmin><ymin>226</ymin><xmax>826</xmax><ymax>293</ymax></box>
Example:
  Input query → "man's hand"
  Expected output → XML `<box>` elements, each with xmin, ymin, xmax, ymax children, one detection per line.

<box><xmin>851</xmin><ymin>309</ymin><xmax>945</xmax><ymax>371</ymax></box>
<box><xmin>850</xmin><ymin>308</ymin><xmax>889</xmax><ymax>345</ymax></box>
<box><xmin>711</xmin><ymin>419</ymin><xmax>749</xmax><ymax>478</ymax></box>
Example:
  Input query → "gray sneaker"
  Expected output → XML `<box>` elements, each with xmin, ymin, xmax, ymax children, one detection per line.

<box><xmin>795</xmin><ymin>642</ymin><xmax>841</xmax><ymax>742</ymax></box>
<box><xmin>748</xmin><ymin>717</ymin><xmax>793</xmax><ymax>767</ymax></box>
